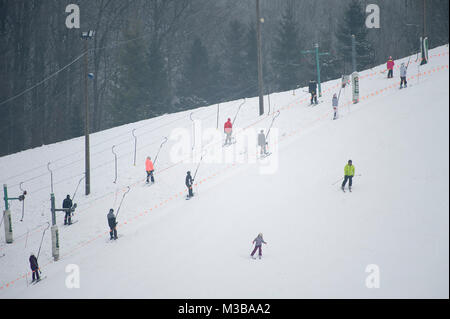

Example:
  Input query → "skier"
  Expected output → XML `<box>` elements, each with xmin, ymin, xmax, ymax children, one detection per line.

<box><xmin>332</xmin><ymin>93</ymin><xmax>339</xmax><ymax>120</ymax></box>
<box><xmin>387</xmin><ymin>56</ymin><xmax>395</xmax><ymax>79</ymax></box>
<box><xmin>308</xmin><ymin>80</ymin><xmax>318</xmax><ymax>105</ymax></box>
<box><xmin>62</xmin><ymin>195</ymin><xmax>73</xmax><ymax>225</ymax></box>
<box><xmin>145</xmin><ymin>156</ymin><xmax>155</xmax><ymax>184</ymax></box>
<box><xmin>400</xmin><ymin>62</ymin><xmax>408</xmax><ymax>89</ymax></box>
<box><xmin>224</xmin><ymin>118</ymin><xmax>233</xmax><ymax>145</ymax></box>
<box><xmin>29</xmin><ymin>253</ymin><xmax>40</xmax><ymax>282</ymax></box>
<box><xmin>258</xmin><ymin>130</ymin><xmax>267</xmax><ymax>155</ymax></box>
<box><xmin>185</xmin><ymin>171</ymin><xmax>194</xmax><ymax>198</ymax></box>
<box><xmin>107</xmin><ymin>208</ymin><xmax>118</xmax><ymax>240</ymax></box>
<box><xmin>341</xmin><ymin>160</ymin><xmax>355</xmax><ymax>192</ymax></box>
<box><xmin>250</xmin><ymin>233</ymin><xmax>267</xmax><ymax>259</ymax></box>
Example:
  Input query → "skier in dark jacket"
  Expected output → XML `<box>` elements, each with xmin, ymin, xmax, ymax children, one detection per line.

<box><xmin>62</xmin><ymin>195</ymin><xmax>73</xmax><ymax>225</ymax></box>
<box><xmin>308</xmin><ymin>80</ymin><xmax>318</xmax><ymax>105</ymax></box>
<box><xmin>185</xmin><ymin>171</ymin><xmax>194</xmax><ymax>198</ymax></box>
<box><xmin>29</xmin><ymin>253</ymin><xmax>40</xmax><ymax>282</ymax></box>
<box><xmin>107</xmin><ymin>209</ymin><xmax>118</xmax><ymax>240</ymax></box>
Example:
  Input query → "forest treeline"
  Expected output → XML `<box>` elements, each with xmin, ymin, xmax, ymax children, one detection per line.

<box><xmin>0</xmin><ymin>0</ymin><xmax>448</xmax><ymax>156</ymax></box>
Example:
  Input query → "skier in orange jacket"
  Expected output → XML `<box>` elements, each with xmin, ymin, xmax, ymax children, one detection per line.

<box><xmin>145</xmin><ymin>156</ymin><xmax>155</xmax><ymax>184</ymax></box>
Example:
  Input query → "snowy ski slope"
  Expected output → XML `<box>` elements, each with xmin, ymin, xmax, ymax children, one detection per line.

<box><xmin>0</xmin><ymin>45</ymin><xmax>448</xmax><ymax>298</ymax></box>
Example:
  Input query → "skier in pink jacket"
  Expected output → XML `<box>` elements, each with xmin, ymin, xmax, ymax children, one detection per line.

<box><xmin>387</xmin><ymin>56</ymin><xmax>395</xmax><ymax>78</ymax></box>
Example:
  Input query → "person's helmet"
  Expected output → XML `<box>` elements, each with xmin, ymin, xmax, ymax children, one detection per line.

<box><xmin>66</xmin><ymin>195</ymin><xmax>70</xmax><ymax>199</ymax></box>
<box><xmin>109</xmin><ymin>208</ymin><xmax>114</xmax><ymax>213</ymax></box>
<box><xmin>333</xmin><ymin>93</ymin><xmax>337</xmax><ymax>97</ymax></box>
<box><xmin>260</xmin><ymin>130</ymin><xmax>264</xmax><ymax>133</ymax></box>
<box><xmin>228</xmin><ymin>118</ymin><xmax>231</xmax><ymax>121</ymax></box>
<box><xmin>187</xmin><ymin>171</ymin><xmax>191</xmax><ymax>175</ymax></box>
<box><xmin>348</xmin><ymin>159</ymin><xmax>352</xmax><ymax>164</ymax></box>
<box><xmin>258</xmin><ymin>233</ymin><xmax>263</xmax><ymax>237</ymax></box>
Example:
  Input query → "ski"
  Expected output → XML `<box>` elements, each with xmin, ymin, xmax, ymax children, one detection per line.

<box><xmin>223</xmin><ymin>141</ymin><xmax>236</xmax><ymax>147</ymax></box>
<box><xmin>31</xmin><ymin>275</ymin><xmax>47</xmax><ymax>285</ymax></box>
<box><xmin>106</xmin><ymin>234</ymin><xmax>122</xmax><ymax>242</ymax></box>
<box><xmin>185</xmin><ymin>193</ymin><xmax>196</xmax><ymax>200</ymax></box>
<box><xmin>62</xmin><ymin>220</ymin><xmax>78</xmax><ymax>226</ymax></box>
<box><xmin>260</xmin><ymin>152</ymin><xmax>272</xmax><ymax>159</ymax></box>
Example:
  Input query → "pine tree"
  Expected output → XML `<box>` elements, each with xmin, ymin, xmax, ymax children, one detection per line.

<box><xmin>222</xmin><ymin>20</ymin><xmax>247</xmax><ymax>99</ymax></box>
<box><xmin>243</xmin><ymin>23</ymin><xmax>258</xmax><ymax>97</ymax></box>
<box><xmin>336</xmin><ymin>0</ymin><xmax>375</xmax><ymax>72</ymax></box>
<box><xmin>272</xmin><ymin>3</ymin><xmax>304</xmax><ymax>91</ymax></box>
<box><xmin>178</xmin><ymin>37</ymin><xmax>211</xmax><ymax>109</ymax></box>
<box><xmin>112</xmin><ymin>21</ymin><xmax>150</xmax><ymax>126</ymax></box>
<box><xmin>148</xmin><ymin>39</ymin><xmax>170</xmax><ymax>118</ymax></box>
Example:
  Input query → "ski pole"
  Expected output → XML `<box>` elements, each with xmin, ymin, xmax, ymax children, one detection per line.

<box><xmin>232</xmin><ymin>98</ymin><xmax>246</xmax><ymax>126</ymax></box>
<box><xmin>153</xmin><ymin>137</ymin><xmax>168</xmax><ymax>166</ymax></box>
<box><xmin>132</xmin><ymin>129</ymin><xmax>137</xmax><ymax>166</ymax></box>
<box><xmin>37</xmin><ymin>222</ymin><xmax>50</xmax><ymax>260</ymax></box>
<box><xmin>25</xmin><ymin>228</ymin><xmax>29</xmax><ymax>248</ymax></box>
<box><xmin>266</xmin><ymin>110</ymin><xmax>281</xmax><ymax>141</ymax></box>
<box><xmin>332</xmin><ymin>174</ymin><xmax>361</xmax><ymax>186</ymax></box>
<box><xmin>193</xmin><ymin>152</ymin><xmax>205</xmax><ymax>181</ymax></box>
<box><xmin>332</xmin><ymin>177</ymin><xmax>343</xmax><ymax>186</ymax></box>
<box><xmin>72</xmin><ymin>175</ymin><xmax>85</xmax><ymax>202</ymax></box>
<box><xmin>406</xmin><ymin>56</ymin><xmax>412</xmax><ymax>69</ymax></box>
<box><xmin>190</xmin><ymin>112</ymin><xmax>195</xmax><ymax>151</ymax></box>
<box><xmin>115</xmin><ymin>186</ymin><xmax>131</xmax><ymax>220</ymax></box>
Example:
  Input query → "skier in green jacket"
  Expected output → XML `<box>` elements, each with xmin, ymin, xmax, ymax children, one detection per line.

<box><xmin>341</xmin><ymin>160</ymin><xmax>355</xmax><ymax>192</ymax></box>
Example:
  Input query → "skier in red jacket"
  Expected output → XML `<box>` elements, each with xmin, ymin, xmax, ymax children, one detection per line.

<box><xmin>224</xmin><ymin>118</ymin><xmax>233</xmax><ymax>145</ymax></box>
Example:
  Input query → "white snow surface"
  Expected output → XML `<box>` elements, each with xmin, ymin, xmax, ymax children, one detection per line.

<box><xmin>0</xmin><ymin>45</ymin><xmax>448</xmax><ymax>298</ymax></box>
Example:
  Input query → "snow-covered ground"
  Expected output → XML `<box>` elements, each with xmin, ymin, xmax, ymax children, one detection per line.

<box><xmin>0</xmin><ymin>45</ymin><xmax>448</xmax><ymax>298</ymax></box>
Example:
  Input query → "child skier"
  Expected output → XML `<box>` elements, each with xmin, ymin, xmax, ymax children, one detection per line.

<box><xmin>29</xmin><ymin>253</ymin><xmax>40</xmax><ymax>282</ymax></box>
<box><xmin>341</xmin><ymin>160</ymin><xmax>355</xmax><ymax>192</ymax></box>
<box><xmin>400</xmin><ymin>62</ymin><xmax>408</xmax><ymax>89</ymax></box>
<box><xmin>387</xmin><ymin>56</ymin><xmax>395</xmax><ymax>78</ymax></box>
<box><xmin>62</xmin><ymin>195</ymin><xmax>73</xmax><ymax>225</ymax></box>
<box><xmin>224</xmin><ymin>118</ymin><xmax>233</xmax><ymax>145</ymax></box>
<box><xmin>145</xmin><ymin>156</ymin><xmax>155</xmax><ymax>184</ymax></box>
<box><xmin>107</xmin><ymin>208</ymin><xmax>118</xmax><ymax>240</ymax></box>
<box><xmin>185</xmin><ymin>171</ymin><xmax>194</xmax><ymax>198</ymax></box>
<box><xmin>251</xmin><ymin>233</ymin><xmax>267</xmax><ymax>259</ymax></box>
<box><xmin>332</xmin><ymin>93</ymin><xmax>339</xmax><ymax>120</ymax></box>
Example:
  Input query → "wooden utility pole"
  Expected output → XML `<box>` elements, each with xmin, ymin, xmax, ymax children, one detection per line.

<box><xmin>81</xmin><ymin>31</ymin><xmax>94</xmax><ymax>195</ymax></box>
<box><xmin>256</xmin><ymin>0</ymin><xmax>264</xmax><ymax>116</ymax></box>
<box><xmin>423</xmin><ymin>0</ymin><xmax>426</xmax><ymax>37</ymax></box>
<box><xmin>84</xmin><ymin>40</ymin><xmax>90</xmax><ymax>196</ymax></box>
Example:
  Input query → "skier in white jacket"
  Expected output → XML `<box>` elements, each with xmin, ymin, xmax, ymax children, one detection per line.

<box><xmin>400</xmin><ymin>63</ymin><xmax>408</xmax><ymax>89</ymax></box>
<box><xmin>332</xmin><ymin>93</ymin><xmax>339</xmax><ymax>120</ymax></box>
